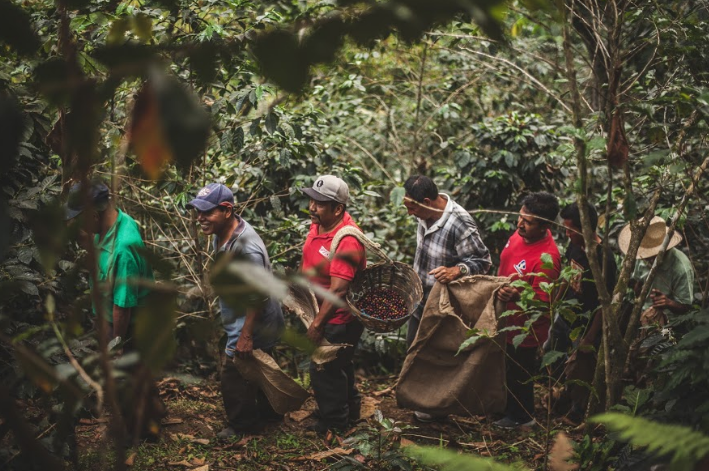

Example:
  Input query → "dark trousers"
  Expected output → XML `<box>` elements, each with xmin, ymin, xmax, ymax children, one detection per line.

<box><xmin>406</xmin><ymin>302</ymin><xmax>426</xmax><ymax>348</ymax></box>
<box><xmin>221</xmin><ymin>350</ymin><xmax>279</xmax><ymax>430</ymax></box>
<box><xmin>505</xmin><ymin>344</ymin><xmax>538</xmax><ymax>422</ymax></box>
<box><xmin>310</xmin><ymin>320</ymin><xmax>364</xmax><ymax>429</ymax></box>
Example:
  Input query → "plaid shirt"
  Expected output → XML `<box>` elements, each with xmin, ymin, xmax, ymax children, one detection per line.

<box><xmin>414</xmin><ymin>194</ymin><xmax>491</xmax><ymax>295</ymax></box>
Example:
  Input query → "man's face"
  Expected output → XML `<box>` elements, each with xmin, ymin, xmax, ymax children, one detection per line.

<box><xmin>196</xmin><ymin>207</ymin><xmax>230</xmax><ymax>235</ymax></box>
<box><xmin>563</xmin><ymin>219</ymin><xmax>584</xmax><ymax>247</ymax></box>
<box><xmin>403</xmin><ymin>195</ymin><xmax>431</xmax><ymax>219</ymax></box>
<box><xmin>309</xmin><ymin>198</ymin><xmax>340</xmax><ymax>227</ymax></box>
<box><xmin>517</xmin><ymin>205</ymin><xmax>547</xmax><ymax>243</ymax></box>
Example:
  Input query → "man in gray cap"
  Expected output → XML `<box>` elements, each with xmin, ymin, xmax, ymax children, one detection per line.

<box><xmin>187</xmin><ymin>183</ymin><xmax>284</xmax><ymax>439</ymax></box>
<box><xmin>299</xmin><ymin>175</ymin><xmax>366</xmax><ymax>434</ymax></box>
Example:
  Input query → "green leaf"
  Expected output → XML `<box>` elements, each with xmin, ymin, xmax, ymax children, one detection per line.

<box><xmin>265</xmin><ymin>111</ymin><xmax>279</xmax><ymax>135</ymax></box>
<box><xmin>512</xmin><ymin>332</ymin><xmax>528</xmax><ymax>348</ymax></box>
<box><xmin>541</xmin><ymin>350</ymin><xmax>565</xmax><ymax>368</ymax></box>
<box><xmin>591</xmin><ymin>413</ymin><xmax>709</xmax><ymax>468</ymax></box>
<box><xmin>456</xmin><ymin>335</ymin><xmax>481</xmax><ymax>355</ymax></box>
<box><xmin>677</xmin><ymin>324</ymin><xmax>709</xmax><ymax>349</ymax></box>
<box><xmin>233</xmin><ymin>126</ymin><xmax>245</xmax><ymax>152</ymax></box>
<box><xmin>540</xmin><ymin>252</ymin><xmax>553</xmax><ymax>270</ymax></box>
<box><xmin>390</xmin><ymin>187</ymin><xmax>405</xmax><ymax>207</ymax></box>
<box><xmin>407</xmin><ymin>445</ymin><xmax>516</xmax><ymax>471</ymax></box>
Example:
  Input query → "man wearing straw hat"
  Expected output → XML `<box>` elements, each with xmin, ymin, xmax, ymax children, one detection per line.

<box><xmin>618</xmin><ymin>216</ymin><xmax>694</xmax><ymax>317</ymax></box>
<box><xmin>300</xmin><ymin>175</ymin><xmax>367</xmax><ymax>434</ymax></box>
<box><xmin>188</xmin><ymin>183</ymin><xmax>285</xmax><ymax>439</ymax></box>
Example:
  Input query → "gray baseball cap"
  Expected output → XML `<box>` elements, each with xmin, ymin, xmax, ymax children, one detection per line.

<box><xmin>301</xmin><ymin>175</ymin><xmax>349</xmax><ymax>205</ymax></box>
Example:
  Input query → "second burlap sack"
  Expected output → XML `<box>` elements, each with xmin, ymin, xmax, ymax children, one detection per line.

<box><xmin>396</xmin><ymin>275</ymin><xmax>509</xmax><ymax>416</ymax></box>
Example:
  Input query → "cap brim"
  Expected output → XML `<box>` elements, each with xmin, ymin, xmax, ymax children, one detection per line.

<box><xmin>186</xmin><ymin>199</ymin><xmax>219</xmax><ymax>211</ymax></box>
<box><xmin>301</xmin><ymin>187</ymin><xmax>335</xmax><ymax>202</ymax></box>
<box><xmin>64</xmin><ymin>205</ymin><xmax>83</xmax><ymax>221</ymax></box>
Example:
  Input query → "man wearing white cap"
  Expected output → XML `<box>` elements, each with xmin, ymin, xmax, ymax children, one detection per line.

<box><xmin>619</xmin><ymin>216</ymin><xmax>694</xmax><ymax>316</ymax></box>
<box><xmin>299</xmin><ymin>175</ymin><xmax>366</xmax><ymax>434</ymax></box>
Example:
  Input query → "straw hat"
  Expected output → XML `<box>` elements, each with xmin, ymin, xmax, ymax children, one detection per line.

<box><xmin>618</xmin><ymin>216</ymin><xmax>682</xmax><ymax>259</ymax></box>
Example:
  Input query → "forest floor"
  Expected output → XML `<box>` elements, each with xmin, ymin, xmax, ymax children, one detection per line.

<box><xmin>72</xmin><ymin>369</ymin><xmax>597</xmax><ymax>471</ymax></box>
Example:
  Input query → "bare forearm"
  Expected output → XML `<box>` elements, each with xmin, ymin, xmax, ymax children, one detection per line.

<box><xmin>112</xmin><ymin>306</ymin><xmax>132</xmax><ymax>338</ymax></box>
<box><xmin>583</xmin><ymin>308</ymin><xmax>602</xmax><ymax>345</ymax></box>
<box><xmin>241</xmin><ymin>308</ymin><xmax>260</xmax><ymax>339</ymax></box>
<box><xmin>312</xmin><ymin>280</ymin><xmax>350</xmax><ymax>329</ymax></box>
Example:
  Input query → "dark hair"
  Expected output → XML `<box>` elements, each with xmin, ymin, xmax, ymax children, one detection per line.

<box><xmin>521</xmin><ymin>192</ymin><xmax>559</xmax><ymax>224</ymax></box>
<box><xmin>560</xmin><ymin>201</ymin><xmax>598</xmax><ymax>231</ymax></box>
<box><xmin>329</xmin><ymin>201</ymin><xmax>346</xmax><ymax>213</ymax></box>
<box><xmin>403</xmin><ymin>175</ymin><xmax>439</xmax><ymax>202</ymax></box>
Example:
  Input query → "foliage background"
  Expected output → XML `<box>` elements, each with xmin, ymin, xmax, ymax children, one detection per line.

<box><xmin>2</xmin><ymin>0</ymin><xmax>709</xmax><ymax>469</ymax></box>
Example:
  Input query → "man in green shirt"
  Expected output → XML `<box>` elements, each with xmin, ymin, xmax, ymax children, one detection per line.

<box><xmin>65</xmin><ymin>180</ymin><xmax>154</xmax><ymax>347</ymax></box>
<box><xmin>619</xmin><ymin>216</ymin><xmax>694</xmax><ymax>317</ymax></box>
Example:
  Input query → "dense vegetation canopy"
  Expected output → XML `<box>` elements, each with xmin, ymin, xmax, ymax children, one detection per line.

<box><xmin>1</xmin><ymin>0</ymin><xmax>709</xmax><ymax>470</ymax></box>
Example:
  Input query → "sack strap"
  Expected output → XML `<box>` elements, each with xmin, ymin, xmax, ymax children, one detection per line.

<box><xmin>329</xmin><ymin>226</ymin><xmax>390</xmax><ymax>263</ymax></box>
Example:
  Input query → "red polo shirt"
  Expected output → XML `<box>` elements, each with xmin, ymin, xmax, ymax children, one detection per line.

<box><xmin>498</xmin><ymin>230</ymin><xmax>561</xmax><ymax>348</ymax></box>
<box><xmin>302</xmin><ymin>212</ymin><xmax>366</xmax><ymax>324</ymax></box>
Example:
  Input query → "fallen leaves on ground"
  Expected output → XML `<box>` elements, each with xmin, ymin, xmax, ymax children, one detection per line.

<box><xmin>360</xmin><ymin>396</ymin><xmax>380</xmax><ymax>419</ymax></box>
<box><xmin>125</xmin><ymin>452</ymin><xmax>137</xmax><ymax>466</ymax></box>
<box><xmin>170</xmin><ymin>433</ymin><xmax>210</xmax><ymax>445</ymax></box>
<box><xmin>162</xmin><ymin>417</ymin><xmax>184</xmax><ymax>425</ymax></box>
<box><xmin>549</xmin><ymin>432</ymin><xmax>579</xmax><ymax>471</ymax></box>
<box><xmin>287</xmin><ymin>409</ymin><xmax>313</xmax><ymax>422</ymax></box>
<box><xmin>292</xmin><ymin>447</ymin><xmax>354</xmax><ymax>461</ymax></box>
<box><xmin>399</xmin><ymin>438</ymin><xmax>416</xmax><ymax>448</ymax></box>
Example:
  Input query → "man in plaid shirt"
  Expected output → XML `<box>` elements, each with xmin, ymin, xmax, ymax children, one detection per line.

<box><xmin>403</xmin><ymin>175</ymin><xmax>492</xmax><ymax>348</ymax></box>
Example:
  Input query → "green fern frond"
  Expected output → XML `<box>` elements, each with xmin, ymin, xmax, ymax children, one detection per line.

<box><xmin>406</xmin><ymin>445</ymin><xmax>519</xmax><ymax>471</ymax></box>
<box><xmin>591</xmin><ymin>413</ymin><xmax>709</xmax><ymax>469</ymax></box>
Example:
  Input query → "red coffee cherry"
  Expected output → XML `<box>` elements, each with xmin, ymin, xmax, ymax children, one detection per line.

<box><xmin>356</xmin><ymin>288</ymin><xmax>407</xmax><ymax>320</ymax></box>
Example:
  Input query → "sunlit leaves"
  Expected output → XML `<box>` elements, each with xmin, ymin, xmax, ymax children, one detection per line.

<box><xmin>129</xmin><ymin>72</ymin><xmax>211</xmax><ymax>179</ymax></box>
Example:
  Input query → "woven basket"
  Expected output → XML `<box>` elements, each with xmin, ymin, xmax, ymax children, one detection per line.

<box><xmin>330</xmin><ymin>227</ymin><xmax>423</xmax><ymax>333</ymax></box>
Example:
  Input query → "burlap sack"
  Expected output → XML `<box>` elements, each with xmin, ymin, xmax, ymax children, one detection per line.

<box><xmin>282</xmin><ymin>283</ymin><xmax>345</xmax><ymax>364</ymax></box>
<box><xmin>396</xmin><ymin>275</ymin><xmax>509</xmax><ymax>416</ymax></box>
<box><xmin>233</xmin><ymin>350</ymin><xmax>310</xmax><ymax>415</ymax></box>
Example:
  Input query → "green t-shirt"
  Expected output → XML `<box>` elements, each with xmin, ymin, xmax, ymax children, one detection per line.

<box><xmin>633</xmin><ymin>247</ymin><xmax>694</xmax><ymax>313</ymax></box>
<box><xmin>93</xmin><ymin>209</ymin><xmax>154</xmax><ymax>323</ymax></box>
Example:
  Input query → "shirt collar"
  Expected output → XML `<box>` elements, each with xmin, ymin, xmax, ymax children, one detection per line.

<box><xmin>96</xmin><ymin>209</ymin><xmax>123</xmax><ymax>250</ymax></box>
<box><xmin>421</xmin><ymin>194</ymin><xmax>453</xmax><ymax>234</ymax></box>
<box><xmin>216</xmin><ymin>216</ymin><xmax>246</xmax><ymax>251</ymax></box>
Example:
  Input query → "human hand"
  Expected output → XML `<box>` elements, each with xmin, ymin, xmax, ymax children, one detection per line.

<box><xmin>306</xmin><ymin>323</ymin><xmax>325</xmax><ymax>346</ymax></box>
<box><xmin>496</xmin><ymin>285</ymin><xmax>521</xmax><ymax>303</ymax></box>
<box><xmin>429</xmin><ymin>266</ymin><xmax>461</xmax><ymax>284</ymax></box>
<box><xmin>650</xmin><ymin>289</ymin><xmax>676</xmax><ymax>310</ymax></box>
<box><xmin>235</xmin><ymin>334</ymin><xmax>254</xmax><ymax>359</ymax></box>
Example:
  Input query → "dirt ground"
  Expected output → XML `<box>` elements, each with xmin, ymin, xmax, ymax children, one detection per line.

<box><xmin>71</xmin><ymin>372</ymin><xmax>593</xmax><ymax>471</ymax></box>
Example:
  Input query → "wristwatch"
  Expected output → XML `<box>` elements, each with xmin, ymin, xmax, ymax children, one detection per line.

<box><xmin>457</xmin><ymin>263</ymin><xmax>469</xmax><ymax>276</ymax></box>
